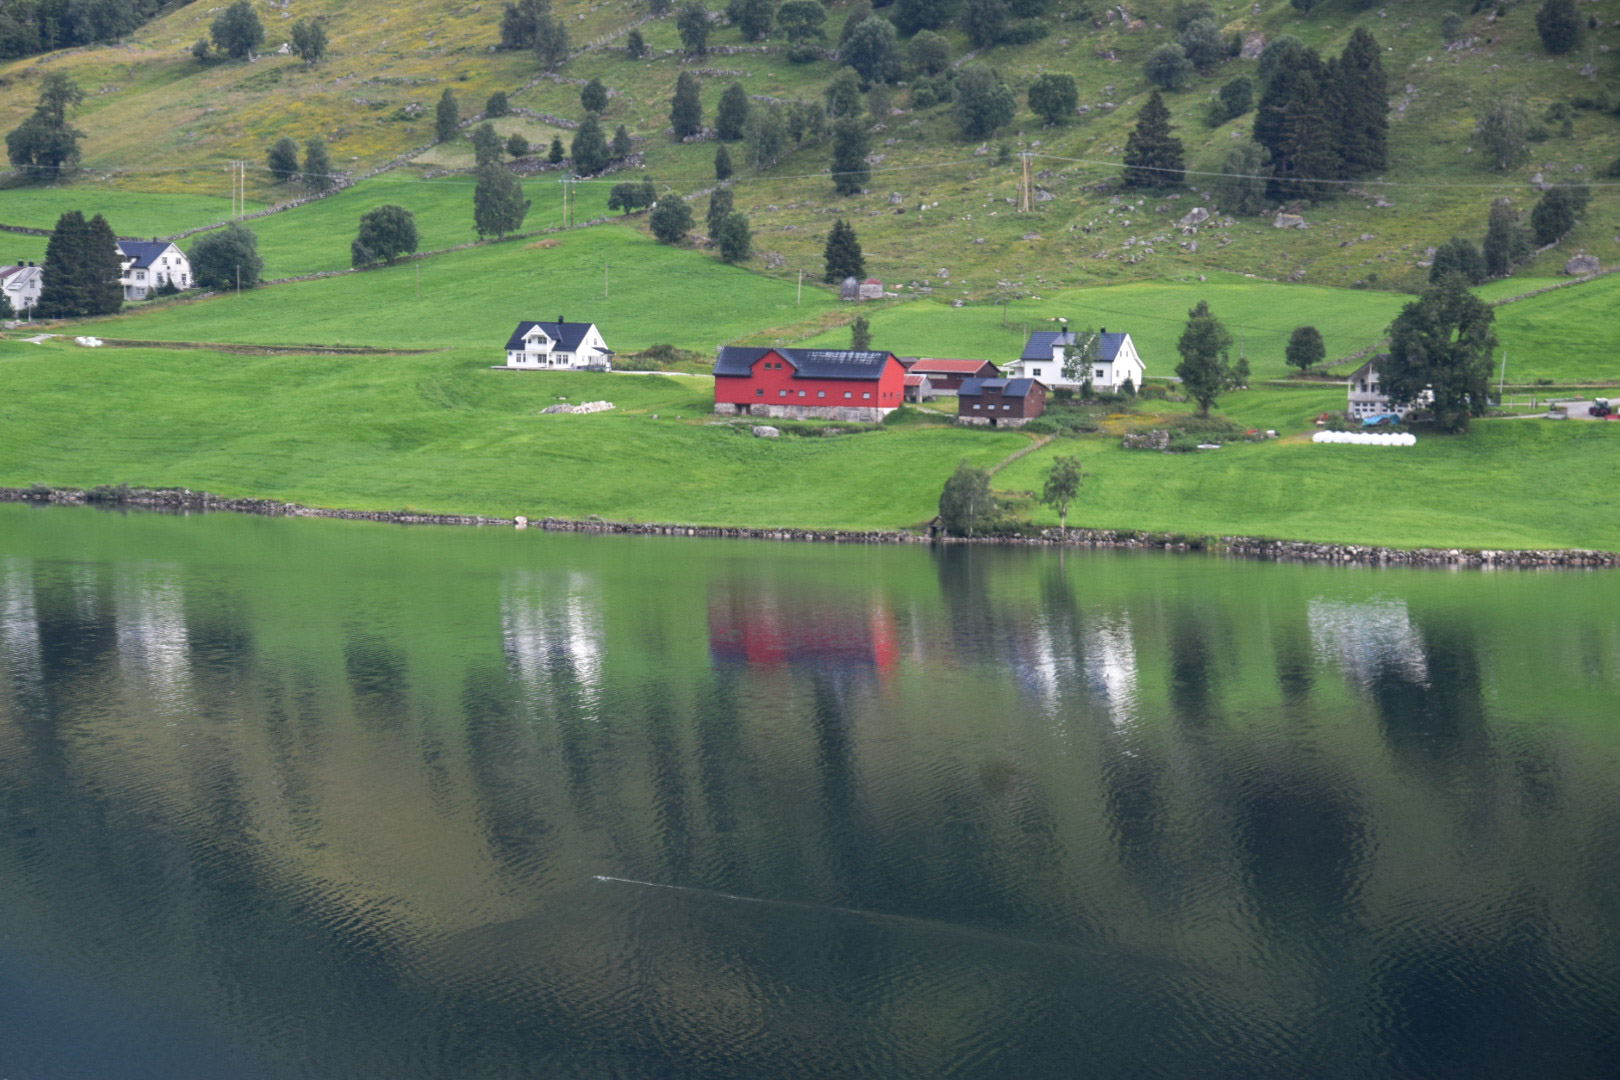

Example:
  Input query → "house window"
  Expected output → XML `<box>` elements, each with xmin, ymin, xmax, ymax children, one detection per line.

<box><xmin>135</xmin><ymin>270</ymin><xmax>145</xmax><ymax>280</ymax></box>
<box><xmin>1002</xmin><ymin>404</ymin><xmax>1011</xmax><ymax>410</ymax></box>
<box><xmin>1096</xmin><ymin>368</ymin><xmax>1105</xmax><ymax>379</ymax></box>
<box><xmin>972</xmin><ymin>403</ymin><xmax>981</xmax><ymax>410</ymax></box>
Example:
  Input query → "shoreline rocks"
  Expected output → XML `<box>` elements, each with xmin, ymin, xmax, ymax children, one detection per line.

<box><xmin>2</xmin><ymin>485</ymin><xmax>1615</xmax><ymax>569</ymax></box>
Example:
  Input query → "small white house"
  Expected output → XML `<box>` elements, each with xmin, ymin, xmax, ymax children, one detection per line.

<box><xmin>503</xmin><ymin>319</ymin><xmax>614</xmax><ymax>370</ymax></box>
<box><xmin>1007</xmin><ymin>328</ymin><xmax>1145</xmax><ymax>392</ymax></box>
<box><xmin>1347</xmin><ymin>354</ymin><xmax>1430</xmax><ymax>419</ymax></box>
<box><xmin>117</xmin><ymin>240</ymin><xmax>191</xmax><ymax>300</ymax></box>
<box><xmin>0</xmin><ymin>263</ymin><xmax>43</xmax><ymax>313</ymax></box>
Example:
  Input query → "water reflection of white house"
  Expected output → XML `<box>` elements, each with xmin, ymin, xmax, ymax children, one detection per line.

<box><xmin>114</xmin><ymin>569</ymin><xmax>193</xmax><ymax>706</ymax></box>
<box><xmin>501</xmin><ymin>571</ymin><xmax>604</xmax><ymax>718</ymax></box>
<box><xmin>1010</xmin><ymin>613</ymin><xmax>1140</xmax><ymax>727</ymax></box>
<box><xmin>1308</xmin><ymin>597</ymin><xmax>1429</xmax><ymax>688</ymax></box>
<box><xmin>0</xmin><ymin>559</ymin><xmax>44</xmax><ymax>702</ymax></box>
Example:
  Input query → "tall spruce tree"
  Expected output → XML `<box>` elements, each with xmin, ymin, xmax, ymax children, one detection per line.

<box><xmin>1535</xmin><ymin>0</ymin><xmax>1580</xmax><ymax>55</ymax></box>
<box><xmin>570</xmin><ymin>114</ymin><xmax>610</xmax><ymax>174</ymax></box>
<box><xmin>38</xmin><ymin>211</ymin><xmax>122</xmax><ymax>317</ymax></box>
<box><xmin>83</xmin><ymin>213</ymin><xmax>124</xmax><ymax>313</ymax></box>
<box><xmin>436</xmin><ymin>88</ymin><xmax>460</xmax><ymax>142</ymax></box>
<box><xmin>1482</xmin><ymin>198</ymin><xmax>1527</xmax><ymax>277</ymax></box>
<box><xmin>1122</xmin><ymin>90</ymin><xmax>1184</xmax><ymax>189</ymax></box>
<box><xmin>1335</xmin><ymin>27</ymin><xmax>1388</xmax><ymax>177</ymax></box>
<box><xmin>714</xmin><ymin>143</ymin><xmax>734</xmax><ymax>181</ymax></box>
<box><xmin>707</xmin><ymin>186</ymin><xmax>734</xmax><ymax>239</ymax></box>
<box><xmin>716</xmin><ymin>82</ymin><xmax>751</xmax><ymax>140</ymax></box>
<box><xmin>822</xmin><ymin>218</ymin><xmax>864</xmax><ymax>282</ymax></box>
<box><xmin>830</xmin><ymin>116</ymin><xmax>869</xmax><ymax>194</ymax></box>
<box><xmin>267</xmin><ymin>136</ymin><xmax>299</xmax><ymax>181</ymax></box>
<box><xmin>670</xmin><ymin>71</ymin><xmax>703</xmax><ymax>138</ymax></box>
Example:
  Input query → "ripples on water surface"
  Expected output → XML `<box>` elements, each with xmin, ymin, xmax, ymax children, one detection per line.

<box><xmin>0</xmin><ymin>504</ymin><xmax>1617</xmax><ymax>1078</ymax></box>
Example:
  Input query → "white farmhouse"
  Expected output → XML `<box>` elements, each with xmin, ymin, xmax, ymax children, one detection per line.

<box><xmin>1347</xmin><ymin>354</ymin><xmax>1430</xmax><ymax>420</ymax></box>
<box><xmin>117</xmin><ymin>240</ymin><xmax>192</xmax><ymax>300</ymax></box>
<box><xmin>1007</xmin><ymin>328</ymin><xmax>1145</xmax><ymax>392</ymax></box>
<box><xmin>503</xmin><ymin>319</ymin><xmax>614</xmax><ymax>370</ymax></box>
<box><xmin>0</xmin><ymin>263</ymin><xmax>43</xmax><ymax>313</ymax></box>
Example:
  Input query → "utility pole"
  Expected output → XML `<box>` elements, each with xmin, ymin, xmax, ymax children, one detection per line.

<box><xmin>797</xmin><ymin>268</ymin><xmax>802</xmax><ymax>306</ymax></box>
<box><xmin>235</xmin><ymin>264</ymin><xmax>240</xmax><ymax>296</ymax></box>
<box><xmin>1498</xmin><ymin>347</ymin><xmax>1508</xmax><ymax>403</ymax></box>
<box><xmin>603</xmin><ymin>263</ymin><xmax>608</xmax><ymax>299</ymax></box>
<box><xmin>1017</xmin><ymin>151</ymin><xmax>1033</xmax><ymax>213</ymax></box>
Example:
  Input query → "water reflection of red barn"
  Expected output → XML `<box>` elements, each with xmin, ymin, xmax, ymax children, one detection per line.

<box><xmin>708</xmin><ymin>592</ymin><xmax>897</xmax><ymax>677</ymax></box>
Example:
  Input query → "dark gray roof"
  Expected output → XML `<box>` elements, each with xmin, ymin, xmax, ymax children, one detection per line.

<box><xmin>505</xmin><ymin>320</ymin><xmax>598</xmax><ymax>352</ymax></box>
<box><xmin>714</xmin><ymin>346</ymin><xmax>772</xmax><ymax>376</ymax></box>
<box><xmin>116</xmin><ymin>240</ymin><xmax>177</xmax><ymax>270</ymax></box>
<box><xmin>960</xmin><ymin>377</ymin><xmax>1043</xmax><ymax>398</ymax></box>
<box><xmin>1020</xmin><ymin>330</ymin><xmax>1132</xmax><ymax>362</ymax></box>
<box><xmin>714</xmin><ymin>346</ymin><xmax>895</xmax><ymax>380</ymax></box>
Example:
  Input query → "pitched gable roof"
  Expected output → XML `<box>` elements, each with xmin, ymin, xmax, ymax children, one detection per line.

<box><xmin>960</xmin><ymin>377</ymin><xmax>1042</xmax><ymax>397</ymax></box>
<box><xmin>505</xmin><ymin>320</ymin><xmax>599</xmax><ymax>353</ymax></box>
<box><xmin>116</xmin><ymin>240</ymin><xmax>178</xmax><ymax>269</ymax></box>
<box><xmin>714</xmin><ymin>347</ymin><xmax>897</xmax><ymax>380</ymax></box>
<box><xmin>1098</xmin><ymin>332</ymin><xmax>1130</xmax><ymax>362</ymax></box>
<box><xmin>1020</xmin><ymin>330</ymin><xmax>1076</xmax><ymax>362</ymax></box>
<box><xmin>906</xmin><ymin>358</ymin><xmax>1000</xmax><ymax>376</ymax></box>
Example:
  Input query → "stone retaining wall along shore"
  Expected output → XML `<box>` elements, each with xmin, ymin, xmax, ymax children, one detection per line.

<box><xmin>2</xmin><ymin>486</ymin><xmax>1615</xmax><ymax>569</ymax></box>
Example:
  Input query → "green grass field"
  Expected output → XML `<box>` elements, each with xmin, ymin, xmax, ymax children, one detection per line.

<box><xmin>0</xmin><ymin>339</ymin><xmax>1022</xmax><ymax>527</ymax></box>
<box><xmin>90</xmin><ymin>224</ymin><xmax>838</xmax><ymax>351</ymax></box>
<box><xmin>1492</xmin><ymin>274</ymin><xmax>1620</xmax><ymax>385</ymax></box>
<box><xmin>0</xmin><ymin>187</ymin><xmax>254</xmax><ymax>236</ymax></box>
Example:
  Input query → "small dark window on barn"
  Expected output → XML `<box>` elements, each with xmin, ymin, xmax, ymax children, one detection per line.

<box><xmin>756</xmin><ymin>389</ymin><xmax>764</xmax><ymax>396</ymax></box>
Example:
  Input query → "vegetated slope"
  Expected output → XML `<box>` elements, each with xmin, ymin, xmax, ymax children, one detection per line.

<box><xmin>2</xmin><ymin>0</ymin><xmax>1616</xmax><ymax>298</ymax></box>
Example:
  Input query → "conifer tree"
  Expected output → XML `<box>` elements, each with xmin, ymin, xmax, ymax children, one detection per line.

<box><xmin>670</xmin><ymin>71</ymin><xmax>703</xmax><ymax>137</ymax></box>
<box><xmin>1268</xmin><ymin>61</ymin><xmax>1339</xmax><ymax>201</ymax></box>
<box><xmin>471</xmin><ymin>121</ymin><xmax>504</xmax><ymax>167</ymax></box>
<box><xmin>717</xmin><ymin>211</ymin><xmax>752</xmax><ymax>263</ymax></box>
<box><xmin>1122</xmin><ymin>90</ymin><xmax>1184</xmax><ymax>189</ymax></box>
<box><xmin>830</xmin><ymin>117</ymin><xmax>870</xmax><ymax>194</ymax></box>
<box><xmin>626</xmin><ymin>27</ymin><xmax>648</xmax><ymax>58</ymax></box>
<box><xmin>1535</xmin><ymin>0</ymin><xmax>1580</xmax><ymax>54</ymax></box>
<box><xmin>532</xmin><ymin>1</ymin><xmax>571</xmax><ymax>68</ymax></box>
<box><xmin>1482</xmin><ymin>198</ymin><xmax>1527</xmax><ymax>277</ymax></box>
<box><xmin>570</xmin><ymin>114</ymin><xmax>610</xmax><ymax>174</ymax></box>
<box><xmin>303</xmin><ymin>137</ymin><xmax>335</xmax><ymax>191</ymax></box>
<box><xmin>1530</xmin><ymin>184</ymin><xmax>1589</xmax><ymax>245</ymax></box>
<box><xmin>436</xmin><ymin>88</ymin><xmax>460</xmax><ymax>142</ymax></box>
<box><xmin>714</xmin><ymin>143</ymin><xmax>734</xmax><ymax>181</ymax></box>
<box><xmin>612</xmin><ymin>124</ymin><xmax>633</xmax><ymax>158</ymax></box>
<box><xmin>707</xmin><ymin>186</ymin><xmax>734</xmax><ymax>239</ymax></box>
<box><xmin>38</xmin><ymin>210</ymin><xmax>92</xmax><ymax>317</ymax></box>
<box><xmin>822</xmin><ymin>218</ymin><xmax>864</xmax><ymax>282</ymax></box>
<box><xmin>676</xmin><ymin>2</ymin><xmax>711</xmax><ymax>53</ymax></box>
<box><xmin>1335</xmin><ymin>27</ymin><xmax>1388</xmax><ymax>177</ymax></box>
<box><xmin>716</xmin><ymin>81</ymin><xmax>751</xmax><ymax>139</ymax></box>
<box><xmin>850</xmin><ymin>314</ymin><xmax>871</xmax><ymax>350</ymax></box>
<box><xmin>548</xmin><ymin>135</ymin><xmax>565</xmax><ymax>164</ymax></box>
<box><xmin>581</xmin><ymin>78</ymin><xmax>608</xmax><ymax>114</ymax></box>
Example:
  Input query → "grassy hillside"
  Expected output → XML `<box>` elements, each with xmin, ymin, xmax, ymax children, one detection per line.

<box><xmin>3</xmin><ymin>0</ymin><xmax>1616</xmax><ymax>296</ymax></box>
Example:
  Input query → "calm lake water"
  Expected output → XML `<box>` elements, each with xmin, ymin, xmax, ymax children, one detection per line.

<box><xmin>1</xmin><ymin>503</ymin><xmax>1618</xmax><ymax>1079</ymax></box>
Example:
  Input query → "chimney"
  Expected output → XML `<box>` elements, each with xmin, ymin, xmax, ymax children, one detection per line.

<box><xmin>557</xmin><ymin>314</ymin><xmax>564</xmax><ymax>324</ymax></box>
<box><xmin>1100</xmin><ymin>326</ymin><xmax>1107</xmax><ymax>334</ymax></box>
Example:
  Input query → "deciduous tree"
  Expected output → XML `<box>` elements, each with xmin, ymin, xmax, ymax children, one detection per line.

<box><xmin>471</xmin><ymin>121</ymin><xmax>505</xmax><ymax>166</ymax></box>
<box><xmin>939</xmin><ymin>460</ymin><xmax>996</xmax><ymax>537</ymax></box>
<box><xmin>5</xmin><ymin>72</ymin><xmax>85</xmax><ymax>179</ymax></box>
<box><xmin>776</xmin><ymin>0</ymin><xmax>827</xmax><ymax>46</ymax></box>
<box><xmin>677</xmin><ymin>3</ymin><xmax>711</xmax><ymax>53</ymax></box>
<box><xmin>210</xmin><ymin>0</ymin><xmax>263</xmax><ymax>59</ymax></box>
<box><xmin>962</xmin><ymin>0</ymin><xmax>1008</xmax><ymax>48</ymax></box>
<box><xmin>486</xmin><ymin>91</ymin><xmax>511</xmax><ymax>117</ymax></box>
<box><xmin>290</xmin><ymin>18</ymin><xmax>326</xmax><ymax>65</ymax></box>
<box><xmin>839</xmin><ymin>16</ymin><xmax>901</xmax><ymax>84</ymax></box>
<box><xmin>1383</xmin><ymin>272</ymin><xmax>1496</xmax><ymax>433</ymax></box>
<box><xmin>1535</xmin><ymin>0</ymin><xmax>1580</xmax><ymax>54</ymax></box>
<box><xmin>714</xmin><ymin>143</ymin><xmax>733</xmax><ymax>181</ymax></box>
<box><xmin>1429</xmin><ymin>236</ymin><xmax>1486</xmax><ymax>285</ymax></box>
<box><xmin>1530</xmin><ymin>183</ymin><xmax>1589</xmax><ymax>245</ymax></box>
<box><xmin>706</xmin><ymin>186</ymin><xmax>734</xmax><ymax>236</ymax></box>
<box><xmin>474</xmin><ymin>163</ymin><xmax>530</xmax><ymax>238</ymax></box>
<box><xmin>1482</xmin><ymin>197</ymin><xmax>1527</xmax><ymax>277</ymax></box>
<box><xmin>1175</xmin><ymin>299</ymin><xmax>1233</xmax><ymax>416</ymax></box>
<box><xmin>1285</xmin><ymin>325</ymin><xmax>1324</xmax><ymax>373</ymax></box>
<box><xmin>1040</xmin><ymin>455</ymin><xmax>1083</xmax><ymax>530</ymax></box>
<box><xmin>952</xmin><ymin>66</ymin><xmax>1015</xmax><ymax>139</ymax></box>
<box><xmin>1027</xmin><ymin>73</ymin><xmax>1077</xmax><ymax>126</ymax></box>
<box><xmin>732</xmin><ymin>0</ymin><xmax>776</xmax><ymax>40</ymax></box>
<box><xmin>1475</xmin><ymin>97</ymin><xmax>1531</xmax><ymax>172</ymax></box>
<box><xmin>189</xmin><ymin>222</ymin><xmax>263</xmax><ymax>290</ymax></box>
<box><xmin>649</xmin><ymin>196</ymin><xmax>694</xmax><ymax>243</ymax></box>
<box><xmin>1144</xmin><ymin>43</ymin><xmax>1193</xmax><ymax>92</ymax></box>
<box><xmin>581</xmin><ymin>77</ymin><xmax>608</xmax><ymax>114</ymax></box>
<box><xmin>267</xmin><ymin>136</ymin><xmax>299</xmax><ymax>181</ymax></box>
<box><xmin>351</xmin><ymin>204</ymin><xmax>418</xmax><ymax>266</ymax></box>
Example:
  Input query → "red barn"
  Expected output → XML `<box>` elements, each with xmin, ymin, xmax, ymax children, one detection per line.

<box><xmin>713</xmin><ymin>346</ymin><xmax>908</xmax><ymax>421</ymax></box>
<box><xmin>898</xmin><ymin>357</ymin><xmax>1002</xmax><ymax>394</ymax></box>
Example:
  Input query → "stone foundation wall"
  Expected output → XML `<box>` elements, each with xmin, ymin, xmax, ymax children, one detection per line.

<box><xmin>713</xmin><ymin>403</ymin><xmax>889</xmax><ymax>423</ymax></box>
<box><xmin>957</xmin><ymin>415</ymin><xmax>1031</xmax><ymax>428</ymax></box>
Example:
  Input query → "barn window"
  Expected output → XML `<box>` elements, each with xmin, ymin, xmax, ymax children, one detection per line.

<box><xmin>863</xmin><ymin>393</ymin><xmax>870</xmax><ymax>399</ymax></box>
<box><xmin>1003</xmin><ymin>404</ymin><xmax>1011</xmax><ymax>410</ymax></box>
<box><xmin>798</xmin><ymin>390</ymin><xmax>806</xmax><ymax>397</ymax></box>
<box><xmin>972</xmin><ymin>404</ymin><xmax>980</xmax><ymax>410</ymax></box>
<box><xmin>844</xmin><ymin>392</ymin><xmax>852</xmax><ymax>399</ymax></box>
<box><xmin>756</xmin><ymin>389</ymin><xmax>764</xmax><ymax>396</ymax></box>
<box><xmin>818</xmin><ymin>391</ymin><xmax>826</xmax><ymax>398</ymax></box>
<box><xmin>780</xmin><ymin>390</ymin><xmax>788</xmax><ymax>396</ymax></box>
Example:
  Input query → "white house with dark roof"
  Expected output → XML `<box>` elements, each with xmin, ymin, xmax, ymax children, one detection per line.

<box><xmin>1007</xmin><ymin>328</ymin><xmax>1145</xmax><ymax>392</ymax></box>
<box><xmin>117</xmin><ymin>240</ymin><xmax>191</xmax><ymax>300</ymax></box>
<box><xmin>503</xmin><ymin>319</ymin><xmax>613</xmax><ymax>370</ymax></box>
<box><xmin>1347</xmin><ymin>354</ymin><xmax>1430</xmax><ymax>420</ymax></box>
<box><xmin>0</xmin><ymin>263</ymin><xmax>43</xmax><ymax>313</ymax></box>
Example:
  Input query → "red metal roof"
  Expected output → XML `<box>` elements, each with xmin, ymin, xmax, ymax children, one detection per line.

<box><xmin>908</xmin><ymin>358</ymin><xmax>999</xmax><ymax>375</ymax></box>
<box><xmin>903</xmin><ymin>373</ymin><xmax>928</xmax><ymax>386</ymax></box>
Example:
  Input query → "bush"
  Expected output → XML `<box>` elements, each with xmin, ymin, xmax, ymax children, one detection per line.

<box><xmin>1144</xmin><ymin>43</ymin><xmax>1193</xmax><ymax>92</ymax></box>
<box><xmin>1139</xmin><ymin>382</ymin><xmax>1168</xmax><ymax>400</ymax></box>
<box><xmin>999</xmin><ymin>19</ymin><xmax>1049</xmax><ymax>45</ymax></box>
